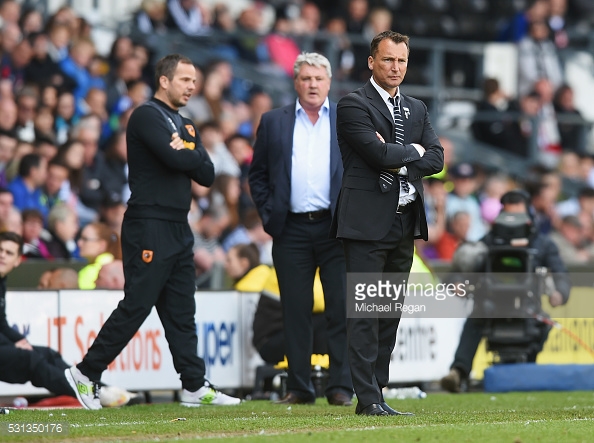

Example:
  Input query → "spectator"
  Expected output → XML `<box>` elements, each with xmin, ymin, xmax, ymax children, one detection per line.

<box><xmin>21</xmin><ymin>208</ymin><xmax>51</xmax><ymax>259</ymax></box>
<box><xmin>133</xmin><ymin>0</ymin><xmax>168</xmax><ymax>38</ymax></box>
<box><xmin>40</xmin><ymin>157</ymin><xmax>70</xmax><ymax>216</ymax></box>
<box><xmin>166</xmin><ymin>0</ymin><xmax>211</xmax><ymax>36</ymax></box>
<box><xmin>549</xmin><ymin>215</ymin><xmax>591</xmax><ymax>264</ymax></box>
<box><xmin>103</xmin><ymin>129</ymin><xmax>129</xmax><ymax>203</ymax></box>
<box><xmin>15</xmin><ymin>87</ymin><xmax>39</xmax><ymax>143</ymax></box>
<box><xmin>221</xmin><ymin>207</ymin><xmax>272</xmax><ymax>264</ymax></box>
<box><xmin>553</xmin><ymin>84</ymin><xmax>587</xmax><ymax>154</ymax></box>
<box><xmin>8</xmin><ymin>153</ymin><xmax>48</xmax><ymax>217</ymax></box>
<box><xmin>99</xmin><ymin>195</ymin><xmax>126</xmax><ymax>237</ymax></box>
<box><xmin>45</xmin><ymin>22</ymin><xmax>71</xmax><ymax>64</ymax></box>
<box><xmin>59</xmin><ymin>38</ymin><xmax>105</xmax><ymax>116</ymax></box>
<box><xmin>19</xmin><ymin>8</ymin><xmax>44</xmax><ymax>36</ymax></box>
<box><xmin>446</xmin><ymin>163</ymin><xmax>487</xmax><ymax>242</ymax></box>
<box><xmin>435</xmin><ymin>211</ymin><xmax>471</xmax><ymax>261</ymax></box>
<box><xmin>4</xmin><ymin>205</ymin><xmax>22</xmax><ymax>235</ymax></box>
<box><xmin>0</xmin><ymin>98</ymin><xmax>18</xmax><ymax>133</ymax></box>
<box><xmin>192</xmin><ymin>205</ymin><xmax>228</xmax><ymax>288</ymax></box>
<box><xmin>38</xmin><ymin>267</ymin><xmax>80</xmax><ymax>289</ymax></box>
<box><xmin>94</xmin><ymin>259</ymin><xmax>125</xmax><ymax>290</ymax></box>
<box><xmin>0</xmin><ymin>187</ymin><xmax>14</xmax><ymax>227</ymax></box>
<box><xmin>5</xmin><ymin>140</ymin><xmax>35</xmax><ymax>184</ymax></box>
<box><xmin>505</xmin><ymin>90</ymin><xmax>542</xmax><ymax>158</ymax></box>
<box><xmin>0</xmin><ymin>129</ymin><xmax>17</xmax><ymax>187</ymax></box>
<box><xmin>199</xmin><ymin>121</ymin><xmax>240</xmax><ymax>177</ymax></box>
<box><xmin>471</xmin><ymin>78</ymin><xmax>511</xmax><ymax>149</ymax></box>
<box><xmin>517</xmin><ymin>20</ymin><xmax>564</xmax><ymax>96</ymax></box>
<box><xmin>104</xmin><ymin>56</ymin><xmax>142</xmax><ymax>114</ymax></box>
<box><xmin>54</xmin><ymin>91</ymin><xmax>78</xmax><ymax>144</ymax></box>
<box><xmin>45</xmin><ymin>203</ymin><xmax>80</xmax><ymax>260</ymax></box>
<box><xmin>77</xmin><ymin>221</ymin><xmax>121</xmax><ymax>289</ymax></box>
<box><xmin>72</xmin><ymin>116</ymin><xmax>112</xmax><ymax>223</ymax></box>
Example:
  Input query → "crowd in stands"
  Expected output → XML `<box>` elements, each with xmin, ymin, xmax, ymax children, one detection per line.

<box><xmin>0</xmin><ymin>0</ymin><xmax>591</xmax><ymax>292</ymax></box>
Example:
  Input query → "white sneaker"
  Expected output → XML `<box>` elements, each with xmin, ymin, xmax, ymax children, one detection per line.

<box><xmin>65</xmin><ymin>366</ymin><xmax>102</xmax><ymax>410</ymax></box>
<box><xmin>180</xmin><ymin>381</ymin><xmax>241</xmax><ymax>407</ymax></box>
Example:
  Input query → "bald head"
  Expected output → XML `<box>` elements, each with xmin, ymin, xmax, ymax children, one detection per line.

<box><xmin>38</xmin><ymin>267</ymin><xmax>79</xmax><ymax>289</ymax></box>
<box><xmin>95</xmin><ymin>260</ymin><xmax>125</xmax><ymax>290</ymax></box>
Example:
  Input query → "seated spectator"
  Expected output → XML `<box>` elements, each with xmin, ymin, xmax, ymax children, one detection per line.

<box><xmin>94</xmin><ymin>259</ymin><xmax>125</xmax><ymax>290</ymax></box>
<box><xmin>199</xmin><ymin>121</ymin><xmax>240</xmax><ymax>177</ymax></box>
<box><xmin>40</xmin><ymin>157</ymin><xmax>71</xmax><ymax>217</ymax></box>
<box><xmin>5</xmin><ymin>140</ymin><xmax>35</xmax><ymax>184</ymax></box>
<box><xmin>21</xmin><ymin>209</ymin><xmax>51</xmax><ymax>259</ymax></box>
<box><xmin>517</xmin><ymin>20</ymin><xmax>564</xmax><ymax>96</ymax></box>
<box><xmin>446</xmin><ymin>163</ymin><xmax>487</xmax><ymax>242</ymax></box>
<box><xmin>166</xmin><ymin>0</ymin><xmax>211</xmax><ymax>36</ymax></box>
<box><xmin>38</xmin><ymin>267</ymin><xmax>79</xmax><ymax>289</ymax></box>
<box><xmin>192</xmin><ymin>205</ymin><xmax>228</xmax><ymax>288</ymax></box>
<box><xmin>223</xmin><ymin>243</ymin><xmax>328</xmax><ymax>365</ymax></box>
<box><xmin>1</xmin><ymin>233</ymin><xmax>136</xmax><ymax>407</ymax></box>
<box><xmin>436</xmin><ymin>211</ymin><xmax>471</xmax><ymax>262</ymax></box>
<box><xmin>45</xmin><ymin>203</ymin><xmax>80</xmax><ymax>260</ymax></box>
<box><xmin>3</xmin><ymin>205</ymin><xmax>22</xmax><ymax>234</ymax></box>
<box><xmin>221</xmin><ymin>208</ymin><xmax>272</xmax><ymax>265</ymax></box>
<box><xmin>0</xmin><ymin>129</ymin><xmax>18</xmax><ymax>187</ymax></box>
<box><xmin>77</xmin><ymin>222</ymin><xmax>122</xmax><ymax>289</ymax></box>
<box><xmin>549</xmin><ymin>215</ymin><xmax>592</xmax><ymax>264</ymax></box>
<box><xmin>471</xmin><ymin>78</ymin><xmax>511</xmax><ymax>149</ymax></box>
<box><xmin>8</xmin><ymin>153</ymin><xmax>48</xmax><ymax>218</ymax></box>
<box><xmin>554</xmin><ymin>84</ymin><xmax>587</xmax><ymax>154</ymax></box>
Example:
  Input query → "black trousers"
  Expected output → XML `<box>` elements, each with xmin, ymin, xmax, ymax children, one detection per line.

<box><xmin>342</xmin><ymin>209</ymin><xmax>415</xmax><ymax>408</ymax></box>
<box><xmin>257</xmin><ymin>313</ymin><xmax>329</xmax><ymax>365</ymax></box>
<box><xmin>0</xmin><ymin>345</ymin><xmax>74</xmax><ymax>396</ymax></box>
<box><xmin>78</xmin><ymin>217</ymin><xmax>205</xmax><ymax>392</ymax></box>
<box><xmin>272</xmin><ymin>213</ymin><xmax>351</xmax><ymax>400</ymax></box>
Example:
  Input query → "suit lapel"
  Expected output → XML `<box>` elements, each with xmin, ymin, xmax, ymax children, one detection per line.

<box><xmin>329</xmin><ymin>101</ymin><xmax>340</xmax><ymax>180</ymax></box>
<box><xmin>281</xmin><ymin>105</ymin><xmax>295</xmax><ymax>181</ymax></box>
<box><xmin>364</xmin><ymin>81</ymin><xmax>394</xmax><ymax>136</ymax></box>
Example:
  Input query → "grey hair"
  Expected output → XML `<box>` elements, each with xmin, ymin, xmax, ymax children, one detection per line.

<box><xmin>48</xmin><ymin>203</ymin><xmax>75</xmax><ymax>232</ymax></box>
<box><xmin>293</xmin><ymin>52</ymin><xmax>332</xmax><ymax>79</ymax></box>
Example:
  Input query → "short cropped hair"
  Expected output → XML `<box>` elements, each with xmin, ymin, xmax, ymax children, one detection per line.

<box><xmin>293</xmin><ymin>52</ymin><xmax>332</xmax><ymax>79</ymax></box>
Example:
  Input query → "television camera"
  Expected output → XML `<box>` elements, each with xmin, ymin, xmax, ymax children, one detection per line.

<box><xmin>454</xmin><ymin>211</ymin><xmax>554</xmax><ymax>364</ymax></box>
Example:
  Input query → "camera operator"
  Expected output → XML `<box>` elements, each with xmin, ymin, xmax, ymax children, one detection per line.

<box><xmin>440</xmin><ymin>190</ymin><xmax>571</xmax><ymax>393</ymax></box>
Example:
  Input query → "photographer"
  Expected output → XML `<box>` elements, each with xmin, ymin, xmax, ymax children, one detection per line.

<box><xmin>440</xmin><ymin>190</ymin><xmax>571</xmax><ymax>393</ymax></box>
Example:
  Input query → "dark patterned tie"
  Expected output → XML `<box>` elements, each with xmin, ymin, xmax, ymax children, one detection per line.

<box><xmin>379</xmin><ymin>96</ymin><xmax>409</xmax><ymax>194</ymax></box>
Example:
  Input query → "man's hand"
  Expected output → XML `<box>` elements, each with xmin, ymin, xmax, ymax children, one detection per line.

<box><xmin>14</xmin><ymin>338</ymin><xmax>33</xmax><ymax>350</ymax></box>
<box><xmin>411</xmin><ymin>143</ymin><xmax>425</xmax><ymax>156</ymax></box>
<box><xmin>549</xmin><ymin>291</ymin><xmax>564</xmax><ymax>307</ymax></box>
<box><xmin>375</xmin><ymin>131</ymin><xmax>385</xmax><ymax>143</ymax></box>
<box><xmin>170</xmin><ymin>132</ymin><xmax>185</xmax><ymax>150</ymax></box>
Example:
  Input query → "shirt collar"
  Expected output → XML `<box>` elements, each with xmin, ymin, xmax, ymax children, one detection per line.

<box><xmin>296</xmin><ymin>97</ymin><xmax>330</xmax><ymax>115</ymax></box>
<box><xmin>370</xmin><ymin>76</ymin><xmax>400</xmax><ymax>105</ymax></box>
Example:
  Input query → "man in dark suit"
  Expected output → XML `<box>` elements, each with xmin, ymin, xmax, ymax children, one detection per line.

<box><xmin>332</xmin><ymin>31</ymin><xmax>444</xmax><ymax>416</ymax></box>
<box><xmin>249</xmin><ymin>52</ymin><xmax>352</xmax><ymax>406</ymax></box>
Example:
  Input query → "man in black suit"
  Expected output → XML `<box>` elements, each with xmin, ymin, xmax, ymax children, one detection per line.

<box><xmin>249</xmin><ymin>52</ymin><xmax>352</xmax><ymax>406</ymax></box>
<box><xmin>332</xmin><ymin>31</ymin><xmax>444</xmax><ymax>416</ymax></box>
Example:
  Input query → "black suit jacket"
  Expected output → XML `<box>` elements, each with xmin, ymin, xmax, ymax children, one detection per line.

<box><xmin>331</xmin><ymin>81</ymin><xmax>444</xmax><ymax>241</ymax></box>
<box><xmin>249</xmin><ymin>102</ymin><xmax>343</xmax><ymax>239</ymax></box>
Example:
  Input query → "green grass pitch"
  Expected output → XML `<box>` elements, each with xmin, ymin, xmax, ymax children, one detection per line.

<box><xmin>1</xmin><ymin>391</ymin><xmax>593</xmax><ymax>442</ymax></box>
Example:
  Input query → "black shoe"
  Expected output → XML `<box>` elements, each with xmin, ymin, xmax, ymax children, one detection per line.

<box><xmin>274</xmin><ymin>392</ymin><xmax>315</xmax><ymax>405</ymax></box>
<box><xmin>356</xmin><ymin>403</ymin><xmax>389</xmax><ymax>416</ymax></box>
<box><xmin>381</xmin><ymin>402</ymin><xmax>414</xmax><ymax>416</ymax></box>
<box><xmin>327</xmin><ymin>391</ymin><xmax>353</xmax><ymax>406</ymax></box>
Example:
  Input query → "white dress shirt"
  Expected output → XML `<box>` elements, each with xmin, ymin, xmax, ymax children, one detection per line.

<box><xmin>290</xmin><ymin>98</ymin><xmax>332</xmax><ymax>213</ymax></box>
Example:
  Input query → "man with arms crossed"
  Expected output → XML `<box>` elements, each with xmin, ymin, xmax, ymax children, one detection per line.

<box><xmin>332</xmin><ymin>31</ymin><xmax>444</xmax><ymax>416</ymax></box>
